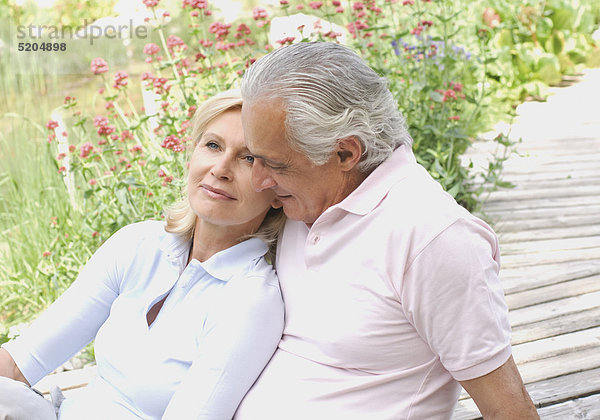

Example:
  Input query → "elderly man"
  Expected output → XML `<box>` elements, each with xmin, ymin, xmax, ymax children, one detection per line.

<box><xmin>235</xmin><ymin>42</ymin><xmax>538</xmax><ymax>419</ymax></box>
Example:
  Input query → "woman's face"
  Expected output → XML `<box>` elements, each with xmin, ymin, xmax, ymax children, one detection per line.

<box><xmin>187</xmin><ymin>109</ymin><xmax>278</xmax><ymax>234</ymax></box>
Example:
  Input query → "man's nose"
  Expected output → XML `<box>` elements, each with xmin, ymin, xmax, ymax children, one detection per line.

<box><xmin>251</xmin><ymin>160</ymin><xmax>276</xmax><ymax>191</ymax></box>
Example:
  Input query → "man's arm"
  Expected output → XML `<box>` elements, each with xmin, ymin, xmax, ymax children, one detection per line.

<box><xmin>459</xmin><ymin>356</ymin><xmax>539</xmax><ymax>419</ymax></box>
<box><xmin>0</xmin><ymin>348</ymin><xmax>29</xmax><ymax>385</ymax></box>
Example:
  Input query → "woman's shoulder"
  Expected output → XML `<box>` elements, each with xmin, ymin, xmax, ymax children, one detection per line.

<box><xmin>109</xmin><ymin>219</ymin><xmax>168</xmax><ymax>244</ymax></box>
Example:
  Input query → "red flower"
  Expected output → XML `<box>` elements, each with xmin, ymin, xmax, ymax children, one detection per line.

<box><xmin>43</xmin><ymin>251</ymin><xmax>52</xmax><ymax>257</ymax></box>
<box><xmin>449</xmin><ymin>115</ymin><xmax>460</xmax><ymax>121</ymax></box>
<box><xmin>113</xmin><ymin>71</ymin><xmax>129</xmax><ymax>89</ymax></box>
<box><xmin>46</xmin><ymin>120</ymin><xmax>59</xmax><ymax>130</ymax></box>
<box><xmin>143</xmin><ymin>43</ymin><xmax>160</xmax><ymax>55</ymax></box>
<box><xmin>208</xmin><ymin>22</ymin><xmax>231</xmax><ymax>41</ymax></box>
<box><xmin>182</xmin><ymin>0</ymin><xmax>207</xmax><ymax>9</ymax></box>
<box><xmin>402</xmin><ymin>0</ymin><xmax>414</xmax><ymax>5</ymax></box>
<box><xmin>79</xmin><ymin>142</ymin><xmax>94</xmax><ymax>158</ymax></box>
<box><xmin>90</xmin><ymin>57</ymin><xmax>108</xmax><ymax>75</ymax></box>
<box><xmin>166</xmin><ymin>35</ymin><xmax>186</xmax><ymax>51</ymax></box>
<box><xmin>161</xmin><ymin>135</ymin><xmax>185</xmax><ymax>152</ymax></box>
<box><xmin>252</xmin><ymin>7</ymin><xmax>268</xmax><ymax>20</ymax></box>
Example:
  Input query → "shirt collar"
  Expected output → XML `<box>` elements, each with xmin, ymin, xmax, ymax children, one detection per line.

<box><xmin>336</xmin><ymin>144</ymin><xmax>417</xmax><ymax>216</ymax></box>
<box><xmin>159</xmin><ymin>230</ymin><xmax>268</xmax><ymax>282</ymax></box>
<box><xmin>199</xmin><ymin>238</ymin><xmax>268</xmax><ymax>281</ymax></box>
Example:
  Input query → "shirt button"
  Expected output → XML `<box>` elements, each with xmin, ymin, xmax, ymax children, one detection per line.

<box><xmin>311</xmin><ymin>234</ymin><xmax>320</xmax><ymax>245</ymax></box>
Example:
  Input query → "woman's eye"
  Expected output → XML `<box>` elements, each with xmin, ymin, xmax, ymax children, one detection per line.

<box><xmin>205</xmin><ymin>141</ymin><xmax>219</xmax><ymax>150</ymax></box>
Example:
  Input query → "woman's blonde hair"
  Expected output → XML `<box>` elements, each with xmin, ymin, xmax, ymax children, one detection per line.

<box><xmin>165</xmin><ymin>89</ymin><xmax>286</xmax><ymax>262</ymax></box>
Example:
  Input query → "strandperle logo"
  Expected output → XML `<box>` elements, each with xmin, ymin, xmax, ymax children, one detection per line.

<box><xmin>15</xmin><ymin>19</ymin><xmax>148</xmax><ymax>45</ymax></box>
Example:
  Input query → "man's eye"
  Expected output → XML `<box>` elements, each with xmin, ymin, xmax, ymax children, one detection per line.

<box><xmin>243</xmin><ymin>155</ymin><xmax>255</xmax><ymax>165</ymax></box>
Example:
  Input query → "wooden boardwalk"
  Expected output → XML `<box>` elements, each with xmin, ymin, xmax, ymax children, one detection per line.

<box><xmin>34</xmin><ymin>70</ymin><xmax>600</xmax><ymax>417</ymax></box>
<box><xmin>453</xmin><ymin>68</ymin><xmax>600</xmax><ymax>419</ymax></box>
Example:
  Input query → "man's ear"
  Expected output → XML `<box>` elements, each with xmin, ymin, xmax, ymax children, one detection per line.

<box><xmin>336</xmin><ymin>136</ymin><xmax>363</xmax><ymax>171</ymax></box>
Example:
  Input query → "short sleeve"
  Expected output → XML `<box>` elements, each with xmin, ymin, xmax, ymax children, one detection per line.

<box><xmin>400</xmin><ymin>217</ymin><xmax>512</xmax><ymax>381</ymax></box>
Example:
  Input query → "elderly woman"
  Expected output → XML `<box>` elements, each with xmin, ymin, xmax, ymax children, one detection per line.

<box><xmin>0</xmin><ymin>90</ymin><xmax>286</xmax><ymax>419</ymax></box>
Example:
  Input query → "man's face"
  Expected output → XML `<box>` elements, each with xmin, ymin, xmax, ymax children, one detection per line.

<box><xmin>242</xmin><ymin>99</ymin><xmax>348</xmax><ymax>225</ymax></box>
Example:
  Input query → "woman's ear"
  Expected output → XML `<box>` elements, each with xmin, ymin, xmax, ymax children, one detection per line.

<box><xmin>271</xmin><ymin>197</ymin><xmax>283</xmax><ymax>209</ymax></box>
<box><xmin>336</xmin><ymin>136</ymin><xmax>363</xmax><ymax>172</ymax></box>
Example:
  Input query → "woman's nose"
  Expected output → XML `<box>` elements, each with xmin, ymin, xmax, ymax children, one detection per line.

<box><xmin>210</xmin><ymin>156</ymin><xmax>233</xmax><ymax>180</ymax></box>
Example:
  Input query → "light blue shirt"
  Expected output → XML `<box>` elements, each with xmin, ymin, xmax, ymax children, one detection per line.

<box><xmin>4</xmin><ymin>221</ymin><xmax>284</xmax><ymax>419</ymax></box>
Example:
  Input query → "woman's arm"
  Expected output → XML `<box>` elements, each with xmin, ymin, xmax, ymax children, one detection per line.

<box><xmin>0</xmin><ymin>348</ymin><xmax>28</xmax><ymax>384</ymax></box>
<box><xmin>163</xmin><ymin>273</ymin><xmax>284</xmax><ymax>419</ymax></box>
<box><xmin>1</xmin><ymin>223</ymin><xmax>140</xmax><ymax>386</ymax></box>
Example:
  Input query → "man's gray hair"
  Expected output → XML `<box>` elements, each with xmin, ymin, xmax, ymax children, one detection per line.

<box><xmin>241</xmin><ymin>42</ymin><xmax>412</xmax><ymax>173</ymax></box>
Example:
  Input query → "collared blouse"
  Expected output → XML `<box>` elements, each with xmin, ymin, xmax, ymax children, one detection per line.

<box><xmin>3</xmin><ymin>220</ymin><xmax>284</xmax><ymax>419</ymax></box>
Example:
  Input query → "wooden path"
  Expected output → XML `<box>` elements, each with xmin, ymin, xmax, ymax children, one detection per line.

<box><xmin>33</xmin><ymin>70</ymin><xmax>600</xmax><ymax>417</ymax></box>
<box><xmin>453</xmin><ymin>68</ymin><xmax>600</xmax><ymax>419</ymax></box>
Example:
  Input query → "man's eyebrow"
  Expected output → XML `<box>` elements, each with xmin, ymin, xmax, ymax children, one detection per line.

<box><xmin>252</xmin><ymin>153</ymin><xmax>288</xmax><ymax>167</ymax></box>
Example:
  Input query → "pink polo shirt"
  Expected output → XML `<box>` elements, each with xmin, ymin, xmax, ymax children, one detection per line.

<box><xmin>234</xmin><ymin>145</ymin><xmax>512</xmax><ymax>419</ymax></box>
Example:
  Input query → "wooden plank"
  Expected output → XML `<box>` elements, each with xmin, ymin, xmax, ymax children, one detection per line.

<box><xmin>485</xmin><ymin>185</ymin><xmax>600</xmax><ymax>202</ymax></box>
<box><xmin>500</xmin><ymin>260</ymin><xmax>600</xmax><ymax>294</ymax></box>
<box><xmin>527</xmin><ymin>368</ymin><xmax>600</xmax><ymax>407</ymax></box>
<box><xmin>512</xmin><ymin>307</ymin><xmax>600</xmax><ymax>345</ymax></box>
<box><xmin>511</xmin><ymin>327</ymin><xmax>600</xmax><ymax>365</ymax></box>
<box><xmin>484</xmin><ymin>194</ymin><xmax>600</xmax><ymax>212</ymax></box>
<box><xmin>491</xmin><ymin>213</ymin><xmax>600</xmax><ymax>232</ymax></box>
<box><xmin>509</xmin><ymin>291</ymin><xmax>600</xmax><ymax>328</ymax></box>
<box><xmin>498</xmin><ymin>225</ymin><xmax>600</xmax><ymax>244</ymax></box>
<box><xmin>536</xmin><ymin>393</ymin><xmax>600</xmax><ymax>419</ymax></box>
<box><xmin>500</xmin><ymin>236</ymin><xmax>600</xmax><ymax>256</ymax></box>
<box><xmin>517</xmin><ymin>346</ymin><xmax>600</xmax><ymax>384</ymax></box>
<box><xmin>485</xmin><ymin>203</ymin><xmax>600</xmax><ymax>221</ymax></box>
<box><xmin>505</xmin><ymin>275</ymin><xmax>600</xmax><ymax>310</ymax></box>
<box><xmin>490</xmin><ymin>166</ymin><xmax>600</xmax><ymax>183</ymax></box>
<box><xmin>35</xmin><ymin>365</ymin><xmax>97</xmax><ymax>394</ymax></box>
<box><xmin>454</xmin><ymin>369</ymin><xmax>600</xmax><ymax>420</ymax></box>
<box><xmin>501</xmin><ymin>248</ymin><xmax>600</xmax><ymax>269</ymax></box>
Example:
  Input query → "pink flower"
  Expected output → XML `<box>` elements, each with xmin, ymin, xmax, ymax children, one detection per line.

<box><xmin>280</xmin><ymin>0</ymin><xmax>289</xmax><ymax>4</ymax></box>
<box><xmin>158</xmin><ymin>169</ymin><xmax>167</xmax><ymax>177</ymax></box>
<box><xmin>182</xmin><ymin>0</ymin><xmax>207</xmax><ymax>9</ymax></box>
<box><xmin>161</xmin><ymin>135</ymin><xmax>185</xmax><ymax>152</ymax></box>
<box><xmin>79</xmin><ymin>142</ymin><xmax>94</xmax><ymax>158</ymax></box>
<box><xmin>449</xmin><ymin>115</ymin><xmax>460</xmax><ymax>121</ymax></box>
<box><xmin>90</xmin><ymin>57</ymin><xmax>108</xmax><ymax>75</ymax></box>
<box><xmin>113</xmin><ymin>71</ymin><xmax>129</xmax><ymax>89</ymax></box>
<box><xmin>46</xmin><ymin>120</ymin><xmax>59</xmax><ymax>130</ymax></box>
<box><xmin>89</xmin><ymin>179</ymin><xmax>97</xmax><ymax>186</ymax></box>
<box><xmin>166</xmin><ymin>35</ymin><xmax>186</xmax><ymax>51</ymax></box>
<box><xmin>352</xmin><ymin>2</ymin><xmax>364</xmax><ymax>10</ymax></box>
<box><xmin>43</xmin><ymin>251</ymin><xmax>52</xmax><ymax>257</ymax></box>
<box><xmin>402</xmin><ymin>0</ymin><xmax>414</xmax><ymax>4</ymax></box>
<box><xmin>92</xmin><ymin>231</ymin><xmax>99</xmax><ymax>238</ymax></box>
<box><xmin>252</xmin><ymin>7</ymin><xmax>268</xmax><ymax>20</ymax></box>
<box><xmin>277</xmin><ymin>36</ymin><xmax>296</xmax><ymax>45</ymax></box>
<box><xmin>208</xmin><ymin>22</ymin><xmax>231</xmax><ymax>40</ymax></box>
<box><xmin>309</xmin><ymin>1</ymin><xmax>323</xmax><ymax>9</ymax></box>
<box><xmin>143</xmin><ymin>0</ymin><xmax>159</xmax><ymax>8</ymax></box>
<box><xmin>143</xmin><ymin>43</ymin><xmax>161</xmax><ymax>55</ymax></box>
<box><xmin>58</xmin><ymin>166</ymin><xmax>66</xmax><ymax>173</ymax></box>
